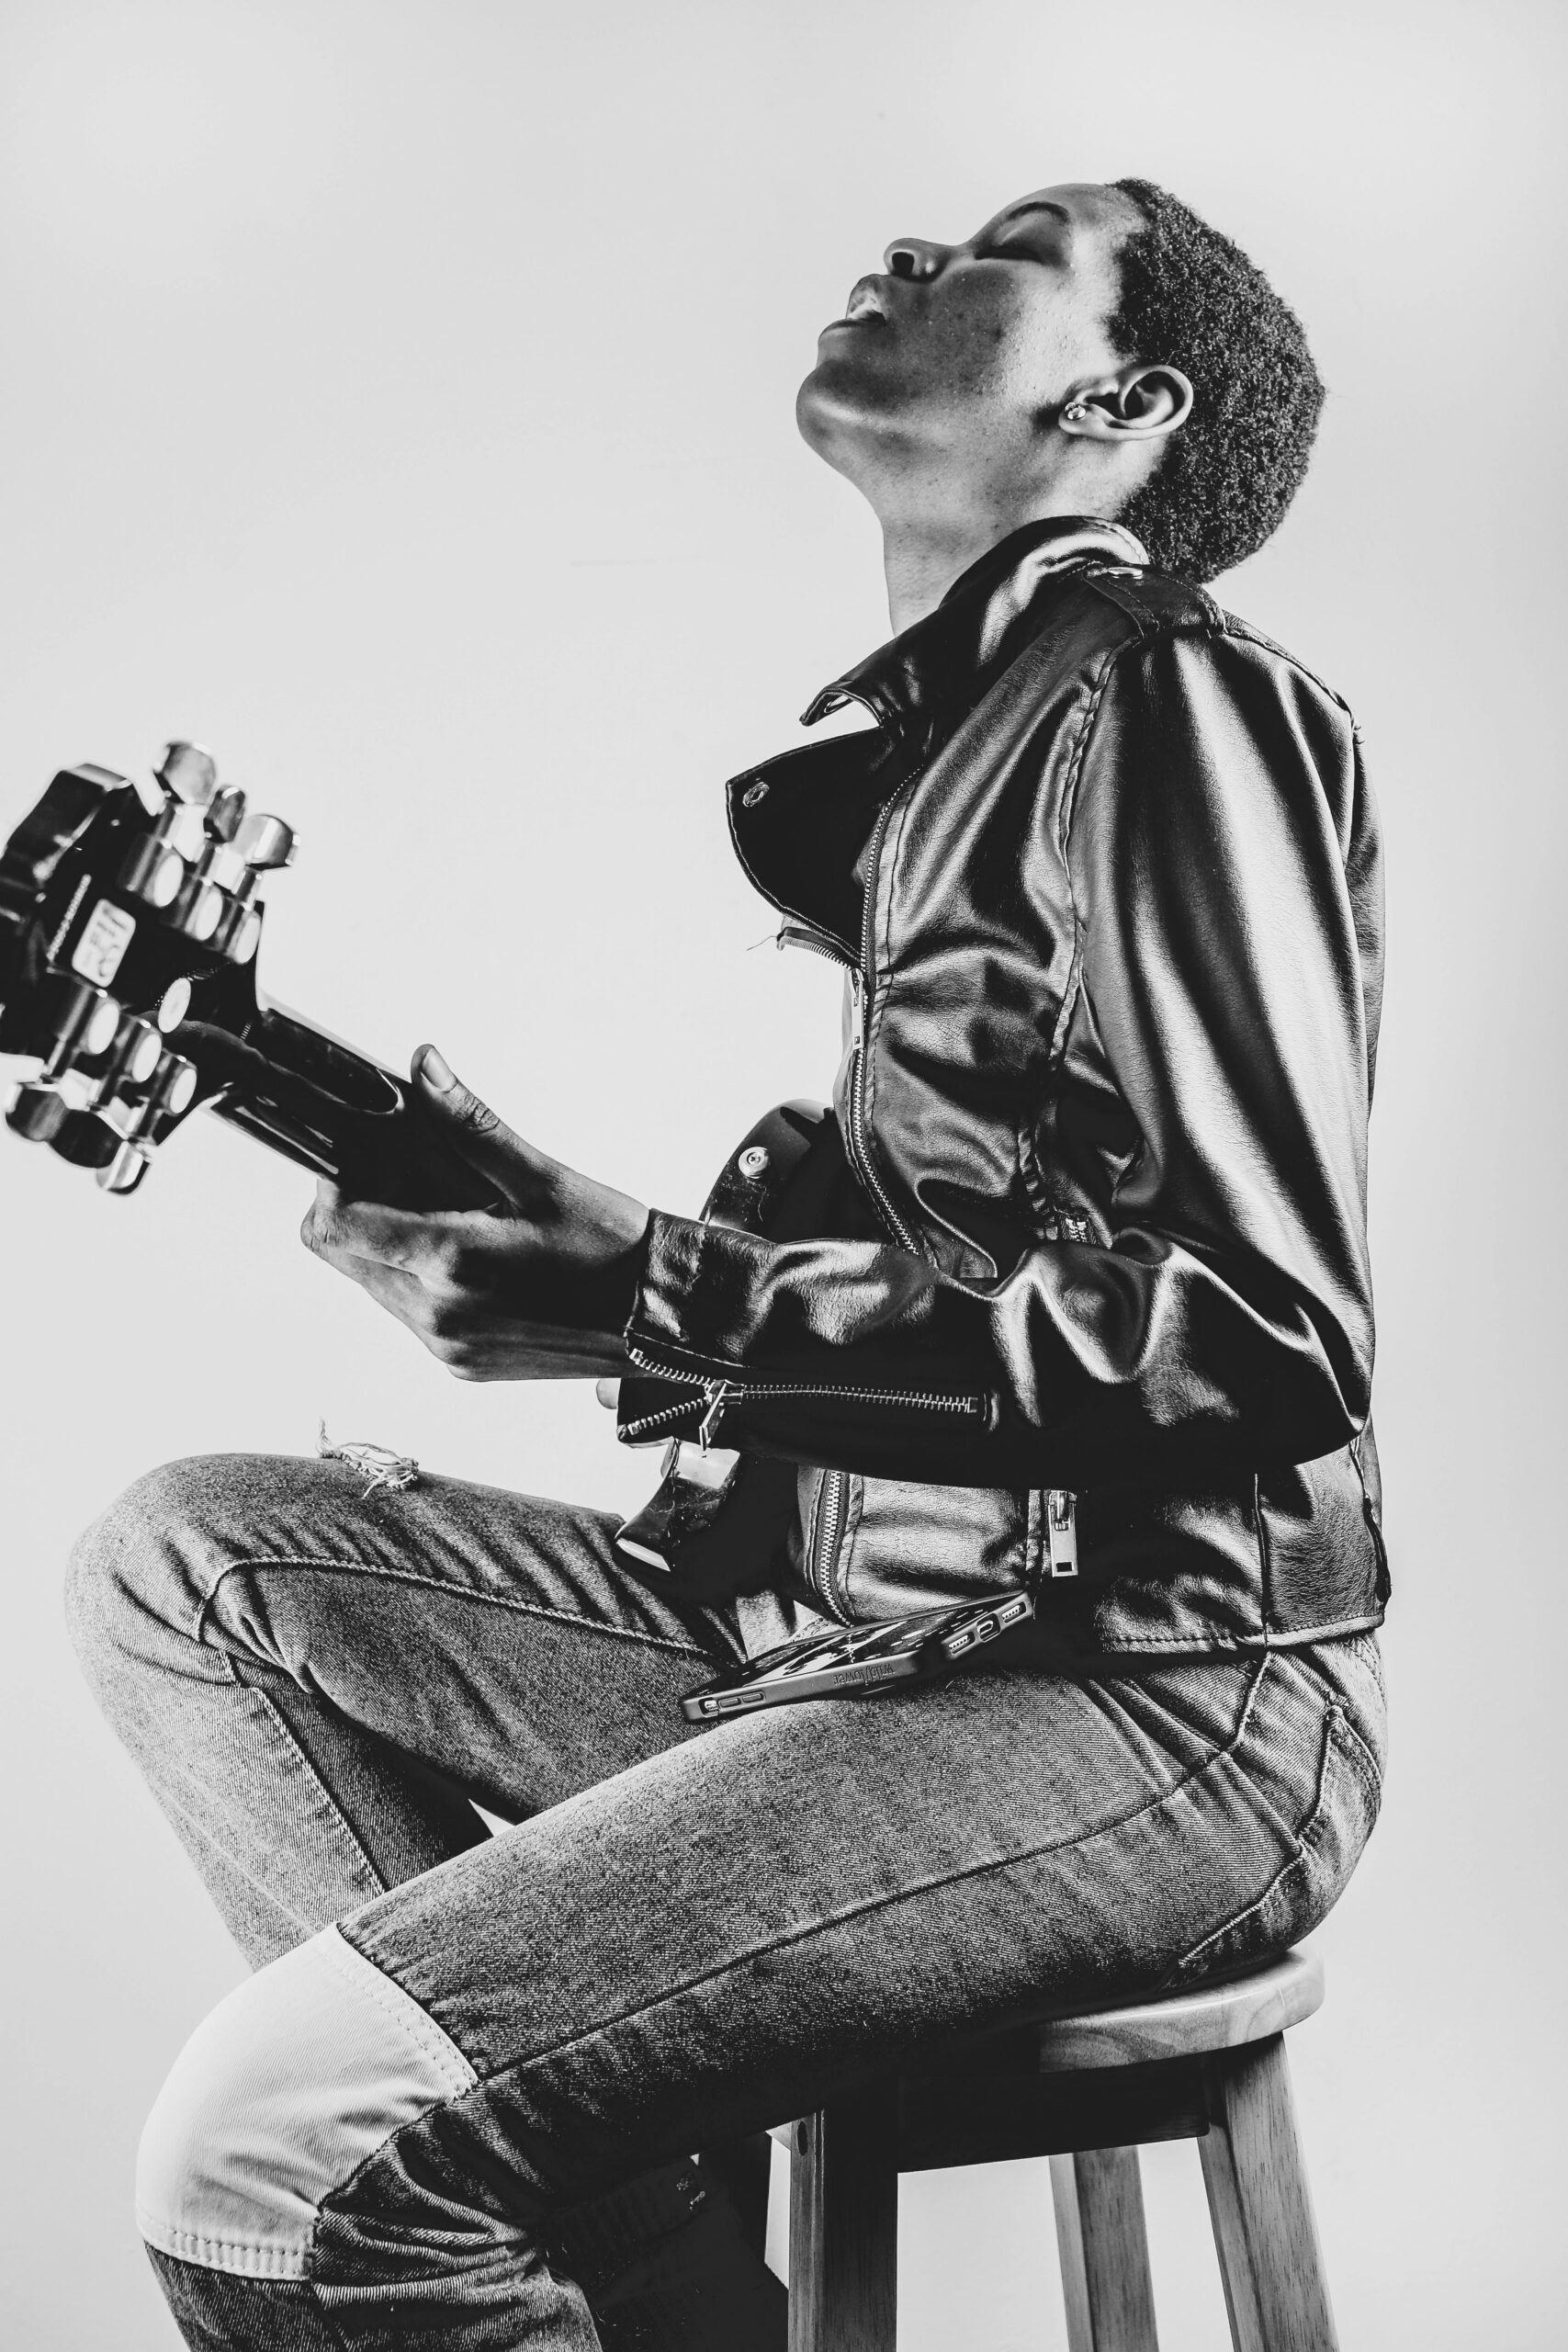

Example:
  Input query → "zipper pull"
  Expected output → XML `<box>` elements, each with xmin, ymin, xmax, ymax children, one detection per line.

<box><xmin>698</xmin><ymin>1379</ymin><xmax>735</xmax><ymax>1453</ymax></box>
<box><xmin>1046</xmin><ymin>1489</ymin><xmax>1079</xmax><ymax>1578</ymax></box>
<box><xmin>847</xmin><ymin>967</ymin><xmax>865</xmax><ymax>1054</ymax></box>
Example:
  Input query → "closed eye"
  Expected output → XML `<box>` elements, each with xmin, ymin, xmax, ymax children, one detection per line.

<box><xmin>976</xmin><ymin>233</ymin><xmax>1055</xmax><ymax>266</ymax></box>
<box><xmin>974</xmin><ymin>198</ymin><xmax>1071</xmax><ymax>262</ymax></box>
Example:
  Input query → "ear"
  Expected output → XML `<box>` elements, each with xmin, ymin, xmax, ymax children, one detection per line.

<box><xmin>1058</xmin><ymin>363</ymin><xmax>1193</xmax><ymax>444</ymax></box>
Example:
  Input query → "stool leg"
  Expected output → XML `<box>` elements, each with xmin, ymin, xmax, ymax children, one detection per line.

<box><xmin>1050</xmin><ymin>2147</ymin><xmax>1160</xmax><ymax>2352</ymax></box>
<box><xmin>787</xmin><ymin>2088</ymin><xmax>897</xmax><ymax>2352</ymax></box>
<box><xmin>1199</xmin><ymin>2033</ymin><xmax>1338</xmax><ymax>2352</ymax></box>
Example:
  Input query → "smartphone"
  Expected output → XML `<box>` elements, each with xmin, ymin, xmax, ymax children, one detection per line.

<box><xmin>680</xmin><ymin>1589</ymin><xmax>1035</xmax><ymax>1722</ymax></box>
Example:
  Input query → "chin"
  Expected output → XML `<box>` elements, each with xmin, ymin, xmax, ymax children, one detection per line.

<box><xmin>795</xmin><ymin>368</ymin><xmax>835</xmax><ymax>452</ymax></box>
<box><xmin>795</xmin><ymin>356</ymin><xmax>896</xmax><ymax>463</ymax></box>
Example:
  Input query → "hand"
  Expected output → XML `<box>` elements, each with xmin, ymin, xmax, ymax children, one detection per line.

<box><xmin>300</xmin><ymin>1046</ymin><xmax>650</xmax><ymax>1381</ymax></box>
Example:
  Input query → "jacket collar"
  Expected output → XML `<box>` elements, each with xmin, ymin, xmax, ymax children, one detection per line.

<box><xmin>800</xmin><ymin>514</ymin><xmax>1147</xmax><ymax>743</ymax></box>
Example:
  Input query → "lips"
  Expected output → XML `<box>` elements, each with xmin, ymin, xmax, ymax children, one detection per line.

<box><xmin>819</xmin><ymin>272</ymin><xmax>895</xmax><ymax>334</ymax></box>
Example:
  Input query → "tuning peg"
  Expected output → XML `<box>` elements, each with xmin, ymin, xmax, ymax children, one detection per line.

<box><xmin>96</xmin><ymin>1039</ymin><xmax>198</xmax><ymax>1149</ymax></box>
<box><xmin>118</xmin><ymin>832</ymin><xmax>187</xmax><ymax>908</ymax></box>
<box><xmin>167</xmin><ymin>873</ymin><xmax>226</xmax><ymax>943</ymax></box>
<box><xmin>6</xmin><ymin>1082</ymin><xmax>69</xmax><ymax>1143</ymax></box>
<box><xmin>150</xmin><ymin>1052</ymin><xmax>199</xmax><ymax>1121</ymax></box>
<box><xmin>214</xmin><ymin>900</ymin><xmax>263</xmax><ymax>965</ymax></box>
<box><xmin>154</xmin><ymin>978</ymin><xmax>192</xmax><ymax>1032</ymax></box>
<box><xmin>48</xmin><ymin>1106</ymin><xmax>121</xmax><ymax>1170</ymax></box>
<box><xmin>208</xmin><ymin>786</ymin><xmax>248</xmax><ymax>842</ymax></box>
<box><xmin>98</xmin><ymin>1140</ymin><xmax>151</xmax><ymax>1194</ymax></box>
<box><xmin>118</xmin><ymin>779</ymin><xmax>212</xmax><ymax>906</ymax></box>
<box><xmin>42</xmin><ymin>978</ymin><xmax>122</xmax><ymax>1074</ymax></box>
<box><xmin>155</xmin><ymin>741</ymin><xmax>220</xmax><ymax>808</ymax></box>
<box><xmin>107</xmin><ymin>1013</ymin><xmax>164</xmax><ymax>1091</ymax></box>
<box><xmin>192</xmin><ymin>838</ymin><xmax>247</xmax><ymax>894</ymax></box>
<box><xmin>235</xmin><ymin>811</ymin><xmax>295</xmax><ymax>870</ymax></box>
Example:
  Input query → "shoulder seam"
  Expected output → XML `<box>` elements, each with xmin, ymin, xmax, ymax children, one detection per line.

<box><xmin>1213</xmin><ymin>612</ymin><xmax>1357</xmax><ymax>722</ymax></box>
<box><xmin>1085</xmin><ymin>583</ymin><xmax>1358</xmax><ymax>729</ymax></box>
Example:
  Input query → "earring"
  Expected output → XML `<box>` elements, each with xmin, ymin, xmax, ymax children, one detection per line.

<box><xmin>1062</xmin><ymin>401</ymin><xmax>1089</xmax><ymax>423</ymax></box>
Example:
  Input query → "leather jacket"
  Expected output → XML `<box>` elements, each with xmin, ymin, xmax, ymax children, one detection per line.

<box><xmin>618</xmin><ymin>515</ymin><xmax>1389</xmax><ymax>1660</ymax></box>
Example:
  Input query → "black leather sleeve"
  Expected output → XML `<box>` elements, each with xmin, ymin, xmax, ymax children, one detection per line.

<box><xmin>624</xmin><ymin>628</ymin><xmax>1382</xmax><ymax>1490</ymax></box>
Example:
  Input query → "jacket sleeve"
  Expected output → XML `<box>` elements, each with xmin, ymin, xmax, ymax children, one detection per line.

<box><xmin>622</xmin><ymin>628</ymin><xmax>1380</xmax><ymax>1490</ymax></box>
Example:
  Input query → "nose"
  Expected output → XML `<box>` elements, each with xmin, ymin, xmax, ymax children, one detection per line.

<box><xmin>883</xmin><ymin>237</ymin><xmax>948</xmax><ymax>281</ymax></box>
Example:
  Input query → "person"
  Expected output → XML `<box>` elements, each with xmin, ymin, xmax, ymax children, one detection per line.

<box><xmin>67</xmin><ymin>176</ymin><xmax>1389</xmax><ymax>2351</ymax></box>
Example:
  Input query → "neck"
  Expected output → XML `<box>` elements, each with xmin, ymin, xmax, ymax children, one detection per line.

<box><xmin>881</xmin><ymin>516</ymin><xmax>1004</xmax><ymax>635</ymax></box>
<box><xmin>878</xmin><ymin>482</ymin><xmax>1114</xmax><ymax>633</ymax></box>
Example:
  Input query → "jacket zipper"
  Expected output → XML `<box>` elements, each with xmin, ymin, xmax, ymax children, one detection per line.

<box><xmin>843</xmin><ymin>790</ymin><xmax>922</xmax><ymax>1252</ymax></box>
<box><xmin>683</xmin><ymin>1366</ymin><xmax>985</xmax><ymax>1441</ymax></box>
<box><xmin>617</xmin><ymin>1387</ymin><xmax>707</xmax><ymax>1446</ymax></box>
<box><xmin>808</xmin><ymin>1468</ymin><xmax>851</xmax><ymax>1618</ymax></box>
<box><xmin>623</xmin><ymin>1348</ymin><xmax>984</xmax><ymax>1439</ymax></box>
<box><xmin>774</xmin><ymin>790</ymin><xmax>917</xmax><ymax>1252</ymax></box>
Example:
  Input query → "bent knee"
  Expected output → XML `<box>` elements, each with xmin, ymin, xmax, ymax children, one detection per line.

<box><xmin>65</xmin><ymin>1454</ymin><xmax>256</xmax><ymax>1673</ymax></box>
<box><xmin>136</xmin><ymin>1926</ymin><xmax>478</xmax><ymax>2278</ymax></box>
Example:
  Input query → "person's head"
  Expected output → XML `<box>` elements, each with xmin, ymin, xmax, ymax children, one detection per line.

<box><xmin>797</xmin><ymin>177</ymin><xmax>1324</xmax><ymax>595</ymax></box>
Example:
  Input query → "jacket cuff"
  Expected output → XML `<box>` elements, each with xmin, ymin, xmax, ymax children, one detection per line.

<box><xmin>623</xmin><ymin>1211</ymin><xmax>744</xmax><ymax>1384</ymax></box>
<box><xmin>614</xmin><ymin>1213</ymin><xmax>730</xmax><ymax>1449</ymax></box>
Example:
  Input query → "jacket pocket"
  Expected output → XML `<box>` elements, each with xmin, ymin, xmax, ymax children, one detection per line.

<box><xmin>827</xmin><ymin>1476</ymin><xmax>1031</xmax><ymax>1623</ymax></box>
<box><xmin>1168</xmin><ymin>1702</ymin><xmax>1383</xmax><ymax>1985</ymax></box>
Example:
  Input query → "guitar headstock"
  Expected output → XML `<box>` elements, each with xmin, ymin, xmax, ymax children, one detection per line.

<box><xmin>0</xmin><ymin>742</ymin><xmax>296</xmax><ymax>1195</ymax></box>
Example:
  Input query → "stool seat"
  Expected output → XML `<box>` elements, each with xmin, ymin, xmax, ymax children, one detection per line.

<box><xmin>1032</xmin><ymin>1947</ymin><xmax>1324</xmax><ymax>2070</ymax></box>
<box><xmin>782</xmin><ymin>1947</ymin><xmax>1340</xmax><ymax>2351</ymax></box>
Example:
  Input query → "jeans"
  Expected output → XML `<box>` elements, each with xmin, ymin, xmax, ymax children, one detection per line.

<box><xmin>67</xmin><ymin>1449</ymin><xmax>1387</xmax><ymax>2350</ymax></box>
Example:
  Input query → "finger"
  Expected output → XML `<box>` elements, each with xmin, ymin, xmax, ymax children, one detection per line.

<box><xmin>439</xmin><ymin>1322</ymin><xmax>631</xmax><ymax>1381</ymax></box>
<box><xmin>412</xmin><ymin>1045</ymin><xmax>556</xmax><ymax>1205</ymax></box>
<box><xmin>331</xmin><ymin>1258</ymin><xmax>537</xmax><ymax>1372</ymax></box>
<box><xmin>300</xmin><ymin>1180</ymin><xmax>334</xmax><ymax>1257</ymax></box>
<box><xmin>328</xmin><ymin>1249</ymin><xmax>446</xmax><ymax>1340</ymax></box>
<box><xmin>303</xmin><ymin>1184</ymin><xmax>480</xmax><ymax>1280</ymax></box>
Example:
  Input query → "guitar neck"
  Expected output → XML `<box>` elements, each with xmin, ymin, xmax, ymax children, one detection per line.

<box><xmin>177</xmin><ymin>1005</ymin><xmax>502</xmax><ymax>1211</ymax></box>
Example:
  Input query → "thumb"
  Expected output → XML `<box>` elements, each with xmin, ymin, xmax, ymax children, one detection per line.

<box><xmin>412</xmin><ymin>1044</ymin><xmax>549</xmax><ymax>1201</ymax></box>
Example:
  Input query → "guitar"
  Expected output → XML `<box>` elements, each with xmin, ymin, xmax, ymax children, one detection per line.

<box><xmin>0</xmin><ymin>743</ymin><xmax>499</xmax><ymax>1209</ymax></box>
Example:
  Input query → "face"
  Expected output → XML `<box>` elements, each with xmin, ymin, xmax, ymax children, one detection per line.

<box><xmin>797</xmin><ymin>181</ymin><xmax>1142</xmax><ymax>485</ymax></box>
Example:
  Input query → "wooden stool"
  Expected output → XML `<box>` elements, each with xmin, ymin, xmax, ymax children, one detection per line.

<box><xmin>780</xmin><ymin>1947</ymin><xmax>1337</xmax><ymax>2351</ymax></box>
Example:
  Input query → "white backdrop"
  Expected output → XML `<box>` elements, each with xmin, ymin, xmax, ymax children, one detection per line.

<box><xmin>2</xmin><ymin>3</ymin><xmax>1564</xmax><ymax>2346</ymax></box>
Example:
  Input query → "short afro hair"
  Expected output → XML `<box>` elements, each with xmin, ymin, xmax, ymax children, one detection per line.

<box><xmin>1105</xmin><ymin>178</ymin><xmax>1325</xmax><ymax>583</ymax></box>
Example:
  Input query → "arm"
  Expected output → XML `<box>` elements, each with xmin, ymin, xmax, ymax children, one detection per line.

<box><xmin>621</xmin><ymin>629</ymin><xmax>1381</xmax><ymax>1489</ymax></box>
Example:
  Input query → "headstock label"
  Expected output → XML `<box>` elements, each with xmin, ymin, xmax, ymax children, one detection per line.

<box><xmin>71</xmin><ymin>897</ymin><xmax>136</xmax><ymax>989</ymax></box>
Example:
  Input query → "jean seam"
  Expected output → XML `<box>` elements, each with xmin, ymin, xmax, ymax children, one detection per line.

<box><xmin>1329</xmin><ymin>1709</ymin><xmax>1383</xmax><ymax>1811</ymax></box>
<box><xmin>152</xmin><ymin>1777</ymin><xmax>344</xmax><ymax>1939</ymax></box>
<box><xmin>319</xmin><ymin>1928</ymin><xmax>479</xmax><ymax>2098</ymax></box>
<box><xmin>305</xmin><ymin>2283</ymin><xmax>355</xmax><ymax>2351</ymax></box>
<box><xmin>220</xmin><ymin>1656</ymin><xmax>390</xmax><ymax>1903</ymax></box>
<box><xmin>1168</xmin><ymin>1700</ymin><xmax>1359</xmax><ymax>1980</ymax></box>
<box><xmin>194</xmin><ymin>1556</ymin><xmax>716</xmax><ymax>1661</ymax></box>
<box><xmin>310</xmin><ymin>2247</ymin><xmax>532</xmax><ymax>2305</ymax></box>
<box><xmin>143</xmin><ymin>2224</ymin><xmax>308</xmax><ymax>2270</ymax></box>
<box><xmin>341</xmin><ymin>1656</ymin><xmax>1277</xmax><ymax>2115</ymax></box>
<box><xmin>1348</xmin><ymin>1628</ymin><xmax>1387</xmax><ymax>1702</ymax></box>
